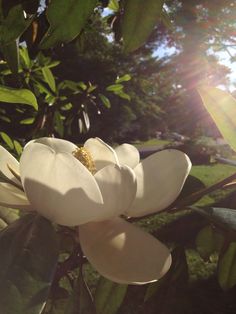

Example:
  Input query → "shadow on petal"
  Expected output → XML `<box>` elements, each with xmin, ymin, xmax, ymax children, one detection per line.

<box><xmin>23</xmin><ymin>178</ymin><xmax>109</xmax><ymax>226</ymax></box>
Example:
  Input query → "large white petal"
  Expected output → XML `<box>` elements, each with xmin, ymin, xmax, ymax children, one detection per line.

<box><xmin>25</xmin><ymin>137</ymin><xmax>78</xmax><ymax>154</ymax></box>
<box><xmin>93</xmin><ymin>164</ymin><xmax>137</xmax><ymax>221</ymax></box>
<box><xmin>0</xmin><ymin>145</ymin><xmax>21</xmax><ymax>187</ymax></box>
<box><xmin>84</xmin><ymin>138</ymin><xmax>118</xmax><ymax>171</ymax></box>
<box><xmin>20</xmin><ymin>142</ymin><xmax>104</xmax><ymax>226</ymax></box>
<box><xmin>0</xmin><ymin>182</ymin><xmax>31</xmax><ymax>210</ymax></box>
<box><xmin>126</xmin><ymin>149</ymin><xmax>191</xmax><ymax>217</ymax></box>
<box><xmin>80</xmin><ymin>217</ymin><xmax>171</xmax><ymax>284</ymax></box>
<box><xmin>115</xmin><ymin>144</ymin><xmax>140</xmax><ymax>169</ymax></box>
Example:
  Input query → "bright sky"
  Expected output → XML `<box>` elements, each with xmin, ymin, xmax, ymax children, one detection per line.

<box><xmin>102</xmin><ymin>8</ymin><xmax>236</xmax><ymax>91</ymax></box>
<box><xmin>153</xmin><ymin>45</ymin><xmax>236</xmax><ymax>92</ymax></box>
<box><xmin>214</xmin><ymin>49</ymin><xmax>236</xmax><ymax>91</ymax></box>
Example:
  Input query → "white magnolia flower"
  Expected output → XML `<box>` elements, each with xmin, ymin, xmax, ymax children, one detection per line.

<box><xmin>0</xmin><ymin>137</ymin><xmax>191</xmax><ymax>284</ymax></box>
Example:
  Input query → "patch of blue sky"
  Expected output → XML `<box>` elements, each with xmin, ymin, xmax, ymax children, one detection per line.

<box><xmin>208</xmin><ymin>46</ymin><xmax>236</xmax><ymax>91</ymax></box>
<box><xmin>152</xmin><ymin>44</ymin><xmax>177</xmax><ymax>58</ymax></box>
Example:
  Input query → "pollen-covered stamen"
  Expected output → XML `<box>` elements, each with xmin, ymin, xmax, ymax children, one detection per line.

<box><xmin>73</xmin><ymin>147</ymin><xmax>96</xmax><ymax>174</ymax></box>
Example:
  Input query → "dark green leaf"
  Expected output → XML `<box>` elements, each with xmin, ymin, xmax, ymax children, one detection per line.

<box><xmin>42</xmin><ymin>67</ymin><xmax>56</xmax><ymax>92</ymax></box>
<box><xmin>198</xmin><ymin>87</ymin><xmax>236</xmax><ymax>152</ymax></box>
<box><xmin>0</xmin><ymin>132</ymin><xmax>14</xmax><ymax>149</ymax></box>
<box><xmin>0</xmin><ymin>213</ymin><xmax>59</xmax><ymax>314</ymax></box>
<box><xmin>53</xmin><ymin>110</ymin><xmax>64</xmax><ymax>137</ymax></box>
<box><xmin>115</xmin><ymin>74</ymin><xmax>131</xmax><ymax>83</ymax></box>
<box><xmin>0</xmin><ymin>5</ymin><xmax>33</xmax><ymax>45</ymax></box>
<box><xmin>218</xmin><ymin>241</ymin><xmax>236</xmax><ymax>290</ymax></box>
<box><xmin>95</xmin><ymin>277</ymin><xmax>127</xmax><ymax>314</ymax></box>
<box><xmin>43</xmin><ymin>298</ymin><xmax>68</xmax><ymax>314</ymax></box>
<box><xmin>175</xmin><ymin>175</ymin><xmax>206</xmax><ymax>203</ymax></box>
<box><xmin>99</xmin><ymin>93</ymin><xmax>111</xmax><ymax>108</ymax></box>
<box><xmin>122</xmin><ymin>0</ymin><xmax>164</xmax><ymax>52</ymax></box>
<box><xmin>144</xmin><ymin>246</ymin><xmax>188</xmax><ymax>302</ymax></box>
<box><xmin>0</xmin><ymin>115</ymin><xmax>11</xmax><ymax>123</ymax></box>
<box><xmin>40</xmin><ymin>0</ymin><xmax>97</xmax><ymax>49</ymax></box>
<box><xmin>65</xmin><ymin>270</ymin><xmax>96</xmax><ymax>314</ymax></box>
<box><xmin>197</xmin><ymin>207</ymin><xmax>236</xmax><ymax>231</ymax></box>
<box><xmin>0</xmin><ymin>85</ymin><xmax>38</xmax><ymax>110</ymax></box>
<box><xmin>196</xmin><ymin>226</ymin><xmax>223</xmax><ymax>260</ymax></box>
<box><xmin>1</xmin><ymin>40</ymin><xmax>19</xmax><ymax>74</ymax></box>
<box><xmin>59</xmin><ymin>80</ymin><xmax>80</xmax><ymax>92</ymax></box>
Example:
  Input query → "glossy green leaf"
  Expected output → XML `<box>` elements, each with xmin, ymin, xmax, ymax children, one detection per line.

<box><xmin>95</xmin><ymin>277</ymin><xmax>127</xmax><ymax>314</ymax></box>
<box><xmin>78</xmin><ymin>81</ymin><xmax>87</xmax><ymax>91</ymax></box>
<box><xmin>42</xmin><ymin>67</ymin><xmax>56</xmax><ymax>92</ymax></box>
<box><xmin>108</xmin><ymin>0</ymin><xmax>119</xmax><ymax>12</ymax></box>
<box><xmin>33</xmin><ymin>78</ymin><xmax>54</xmax><ymax>98</ymax></box>
<box><xmin>13</xmin><ymin>140</ymin><xmax>23</xmax><ymax>155</ymax></box>
<box><xmin>65</xmin><ymin>270</ymin><xmax>96</xmax><ymax>314</ymax></box>
<box><xmin>20</xmin><ymin>117</ymin><xmax>35</xmax><ymax>125</ymax></box>
<box><xmin>218</xmin><ymin>242</ymin><xmax>236</xmax><ymax>290</ymax></box>
<box><xmin>115</xmin><ymin>74</ymin><xmax>131</xmax><ymax>83</ymax></box>
<box><xmin>196</xmin><ymin>226</ymin><xmax>223</xmax><ymax>260</ymax></box>
<box><xmin>1</xmin><ymin>40</ymin><xmax>19</xmax><ymax>74</ymax></box>
<box><xmin>48</xmin><ymin>61</ymin><xmax>60</xmax><ymax>68</ymax></box>
<box><xmin>115</xmin><ymin>90</ymin><xmax>131</xmax><ymax>101</ymax></box>
<box><xmin>0</xmin><ymin>213</ymin><xmax>59</xmax><ymax>314</ymax></box>
<box><xmin>99</xmin><ymin>93</ymin><xmax>111</xmax><ymax>108</ymax></box>
<box><xmin>87</xmin><ymin>83</ymin><xmax>97</xmax><ymax>93</ymax></box>
<box><xmin>0</xmin><ymin>132</ymin><xmax>14</xmax><ymax>149</ymax></box>
<box><xmin>198</xmin><ymin>87</ymin><xmax>236</xmax><ymax>152</ymax></box>
<box><xmin>106</xmin><ymin>84</ymin><xmax>123</xmax><ymax>92</ymax></box>
<box><xmin>40</xmin><ymin>0</ymin><xmax>97</xmax><ymax>49</ymax></box>
<box><xmin>0</xmin><ymin>85</ymin><xmax>38</xmax><ymax>110</ymax></box>
<box><xmin>122</xmin><ymin>0</ymin><xmax>164</xmax><ymax>52</ymax></box>
<box><xmin>20</xmin><ymin>47</ymin><xmax>31</xmax><ymax>69</ymax></box>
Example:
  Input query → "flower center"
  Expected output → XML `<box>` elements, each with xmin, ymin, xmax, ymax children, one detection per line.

<box><xmin>73</xmin><ymin>147</ymin><xmax>96</xmax><ymax>174</ymax></box>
